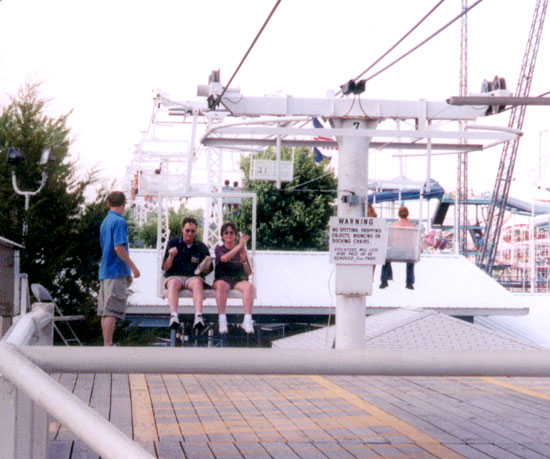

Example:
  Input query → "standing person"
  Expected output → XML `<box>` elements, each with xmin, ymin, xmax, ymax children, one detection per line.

<box><xmin>213</xmin><ymin>222</ymin><xmax>254</xmax><ymax>334</ymax></box>
<box><xmin>98</xmin><ymin>191</ymin><xmax>140</xmax><ymax>346</ymax></box>
<box><xmin>379</xmin><ymin>205</ymin><xmax>416</xmax><ymax>290</ymax></box>
<box><xmin>162</xmin><ymin>217</ymin><xmax>211</xmax><ymax>330</ymax></box>
<box><xmin>232</xmin><ymin>181</ymin><xmax>243</xmax><ymax>211</ymax></box>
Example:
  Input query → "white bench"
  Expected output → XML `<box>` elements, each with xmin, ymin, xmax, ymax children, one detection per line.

<box><xmin>385</xmin><ymin>226</ymin><xmax>422</xmax><ymax>263</ymax></box>
<box><xmin>159</xmin><ymin>272</ymin><xmax>254</xmax><ymax>299</ymax></box>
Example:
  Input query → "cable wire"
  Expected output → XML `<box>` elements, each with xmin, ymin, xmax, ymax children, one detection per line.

<box><xmin>215</xmin><ymin>0</ymin><xmax>282</xmax><ymax>107</ymax></box>
<box><xmin>361</xmin><ymin>0</ymin><xmax>484</xmax><ymax>85</ymax></box>
<box><xmin>342</xmin><ymin>0</ymin><xmax>483</xmax><ymax>92</ymax></box>
<box><xmin>336</xmin><ymin>0</ymin><xmax>447</xmax><ymax>96</ymax></box>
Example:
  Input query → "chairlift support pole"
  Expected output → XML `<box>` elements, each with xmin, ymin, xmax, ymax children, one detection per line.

<box><xmin>198</xmin><ymin>84</ymin><xmax>520</xmax><ymax>349</ymax></box>
<box><xmin>333</xmin><ymin>118</ymin><xmax>379</xmax><ymax>349</ymax></box>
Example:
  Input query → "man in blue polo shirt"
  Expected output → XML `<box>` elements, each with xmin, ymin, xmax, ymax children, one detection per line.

<box><xmin>98</xmin><ymin>191</ymin><xmax>140</xmax><ymax>346</ymax></box>
<box><xmin>162</xmin><ymin>217</ymin><xmax>211</xmax><ymax>330</ymax></box>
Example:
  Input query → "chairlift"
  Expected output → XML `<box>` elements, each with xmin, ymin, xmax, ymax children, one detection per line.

<box><xmin>155</xmin><ymin>190</ymin><xmax>258</xmax><ymax>301</ymax></box>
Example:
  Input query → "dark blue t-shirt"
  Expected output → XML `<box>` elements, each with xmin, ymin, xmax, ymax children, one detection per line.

<box><xmin>163</xmin><ymin>237</ymin><xmax>210</xmax><ymax>277</ymax></box>
<box><xmin>98</xmin><ymin>211</ymin><xmax>131</xmax><ymax>280</ymax></box>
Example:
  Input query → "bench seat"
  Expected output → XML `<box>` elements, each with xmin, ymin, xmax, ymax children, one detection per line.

<box><xmin>161</xmin><ymin>289</ymin><xmax>243</xmax><ymax>299</ymax></box>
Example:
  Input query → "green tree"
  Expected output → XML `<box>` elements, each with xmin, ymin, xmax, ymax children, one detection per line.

<box><xmin>234</xmin><ymin>147</ymin><xmax>337</xmax><ymax>250</ymax></box>
<box><xmin>136</xmin><ymin>204</ymin><xmax>204</xmax><ymax>248</ymax></box>
<box><xmin>0</xmin><ymin>82</ymin><xmax>99</xmax><ymax>336</ymax></box>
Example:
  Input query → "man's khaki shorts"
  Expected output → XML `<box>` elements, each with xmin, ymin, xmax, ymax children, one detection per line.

<box><xmin>163</xmin><ymin>275</ymin><xmax>204</xmax><ymax>290</ymax></box>
<box><xmin>98</xmin><ymin>277</ymin><xmax>130</xmax><ymax>319</ymax></box>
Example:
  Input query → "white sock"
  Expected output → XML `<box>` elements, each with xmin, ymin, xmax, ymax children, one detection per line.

<box><xmin>171</xmin><ymin>312</ymin><xmax>178</xmax><ymax>318</ymax></box>
<box><xmin>219</xmin><ymin>314</ymin><xmax>227</xmax><ymax>322</ymax></box>
<box><xmin>244</xmin><ymin>314</ymin><xmax>252</xmax><ymax>322</ymax></box>
<box><xmin>195</xmin><ymin>312</ymin><xmax>202</xmax><ymax>317</ymax></box>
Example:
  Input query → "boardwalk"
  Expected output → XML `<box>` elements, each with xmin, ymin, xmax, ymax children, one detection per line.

<box><xmin>48</xmin><ymin>372</ymin><xmax>550</xmax><ymax>458</ymax></box>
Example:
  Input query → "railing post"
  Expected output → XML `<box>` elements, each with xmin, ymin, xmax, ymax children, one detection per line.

<box><xmin>0</xmin><ymin>302</ymin><xmax>53</xmax><ymax>458</ymax></box>
<box><xmin>0</xmin><ymin>377</ymin><xmax>18</xmax><ymax>458</ymax></box>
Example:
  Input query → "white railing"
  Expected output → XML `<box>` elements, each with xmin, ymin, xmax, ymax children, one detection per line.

<box><xmin>0</xmin><ymin>304</ymin><xmax>153</xmax><ymax>459</ymax></box>
<box><xmin>5</xmin><ymin>303</ymin><xmax>550</xmax><ymax>458</ymax></box>
<box><xmin>20</xmin><ymin>346</ymin><xmax>550</xmax><ymax>377</ymax></box>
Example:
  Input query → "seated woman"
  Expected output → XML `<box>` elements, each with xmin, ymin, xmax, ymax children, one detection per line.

<box><xmin>213</xmin><ymin>222</ymin><xmax>254</xmax><ymax>334</ymax></box>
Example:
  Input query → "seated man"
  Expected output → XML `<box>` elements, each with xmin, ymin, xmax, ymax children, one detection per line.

<box><xmin>162</xmin><ymin>217</ymin><xmax>211</xmax><ymax>329</ymax></box>
<box><xmin>380</xmin><ymin>205</ymin><xmax>416</xmax><ymax>290</ymax></box>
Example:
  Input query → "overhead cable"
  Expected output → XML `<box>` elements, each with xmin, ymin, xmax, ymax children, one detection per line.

<box><xmin>337</xmin><ymin>0</ymin><xmax>447</xmax><ymax>96</ymax></box>
<box><xmin>216</xmin><ymin>0</ymin><xmax>282</xmax><ymax>107</ymax></box>
<box><xmin>349</xmin><ymin>0</ymin><xmax>484</xmax><ymax>89</ymax></box>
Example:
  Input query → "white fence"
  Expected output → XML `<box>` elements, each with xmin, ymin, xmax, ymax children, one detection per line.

<box><xmin>4</xmin><ymin>303</ymin><xmax>550</xmax><ymax>458</ymax></box>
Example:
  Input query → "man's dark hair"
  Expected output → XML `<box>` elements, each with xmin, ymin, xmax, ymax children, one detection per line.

<box><xmin>224</xmin><ymin>179</ymin><xmax>230</xmax><ymax>186</ymax></box>
<box><xmin>182</xmin><ymin>217</ymin><xmax>198</xmax><ymax>227</ymax></box>
<box><xmin>107</xmin><ymin>191</ymin><xmax>126</xmax><ymax>207</ymax></box>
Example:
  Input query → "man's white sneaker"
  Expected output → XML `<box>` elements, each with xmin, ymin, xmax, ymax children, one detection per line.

<box><xmin>169</xmin><ymin>313</ymin><xmax>180</xmax><ymax>330</ymax></box>
<box><xmin>193</xmin><ymin>314</ymin><xmax>205</xmax><ymax>330</ymax></box>
<box><xmin>219</xmin><ymin>316</ymin><xmax>228</xmax><ymax>335</ymax></box>
<box><xmin>241</xmin><ymin>318</ymin><xmax>254</xmax><ymax>334</ymax></box>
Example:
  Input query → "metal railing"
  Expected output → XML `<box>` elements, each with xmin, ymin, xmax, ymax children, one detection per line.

<box><xmin>0</xmin><ymin>304</ymin><xmax>153</xmax><ymax>459</ymax></box>
<box><xmin>5</xmin><ymin>303</ymin><xmax>550</xmax><ymax>458</ymax></box>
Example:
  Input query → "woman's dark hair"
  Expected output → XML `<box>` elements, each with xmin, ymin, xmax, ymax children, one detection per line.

<box><xmin>398</xmin><ymin>206</ymin><xmax>409</xmax><ymax>219</ymax></box>
<box><xmin>220</xmin><ymin>221</ymin><xmax>237</xmax><ymax>236</ymax></box>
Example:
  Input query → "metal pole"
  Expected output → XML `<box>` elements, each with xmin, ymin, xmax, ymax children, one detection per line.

<box><xmin>0</xmin><ymin>344</ymin><xmax>154</xmax><ymax>459</ymax></box>
<box><xmin>530</xmin><ymin>192</ymin><xmax>536</xmax><ymax>293</ymax></box>
<box><xmin>333</xmin><ymin>118</ymin><xmax>379</xmax><ymax>349</ymax></box>
<box><xmin>20</xmin><ymin>346</ymin><xmax>550</xmax><ymax>377</ymax></box>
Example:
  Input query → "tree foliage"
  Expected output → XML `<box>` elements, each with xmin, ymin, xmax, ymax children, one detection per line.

<box><xmin>234</xmin><ymin>147</ymin><xmax>337</xmax><ymax>250</ymax></box>
<box><xmin>0</xmin><ymin>82</ymin><xmax>101</xmax><ymax>339</ymax></box>
<box><xmin>134</xmin><ymin>204</ymin><xmax>204</xmax><ymax>248</ymax></box>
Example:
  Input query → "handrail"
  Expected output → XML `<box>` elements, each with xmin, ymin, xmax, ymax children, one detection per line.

<box><xmin>0</xmin><ymin>305</ymin><xmax>154</xmax><ymax>459</ymax></box>
<box><xmin>0</xmin><ymin>343</ymin><xmax>153</xmax><ymax>459</ymax></box>
<box><xmin>3</xmin><ymin>303</ymin><xmax>53</xmax><ymax>346</ymax></box>
<box><xmin>20</xmin><ymin>346</ymin><xmax>550</xmax><ymax>377</ymax></box>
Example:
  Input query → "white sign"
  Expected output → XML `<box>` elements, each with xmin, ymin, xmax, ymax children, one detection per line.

<box><xmin>249</xmin><ymin>159</ymin><xmax>293</xmax><ymax>182</ymax></box>
<box><xmin>329</xmin><ymin>216</ymin><xmax>388</xmax><ymax>265</ymax></box>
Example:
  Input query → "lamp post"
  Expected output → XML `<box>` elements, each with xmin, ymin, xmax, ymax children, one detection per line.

<box><xmin>6</xmin><ymin>147</ymin><xmax>55</xmax><ymax>238</ymax></box>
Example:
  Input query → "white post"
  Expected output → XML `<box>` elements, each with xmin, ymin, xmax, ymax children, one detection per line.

<box><xmin>530</xmin><ymin>191</ymin><xmax>536</xmax><ymax>293</ymax></box>
<box><xmin>332</xmin><ymin>118</ymin><xmax>378</xmax><ymax>349</ymax></box>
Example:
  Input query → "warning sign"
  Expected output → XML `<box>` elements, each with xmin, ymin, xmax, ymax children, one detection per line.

<box><xmin>329</xmin><ymin>216</ymin><xmax>388</xmax><ymax>265</ymax></box>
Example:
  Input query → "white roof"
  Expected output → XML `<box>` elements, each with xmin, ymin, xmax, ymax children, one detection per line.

<box><xmin>475</xmin><ymin>294</ymin><xmax>550</xmax><ymax>349</ymax></box>
<box><xmin>272</xmin><ymin>308</ymin><xmax>541</xmax><ymax>350</ymax></box>
<box><xmin>127</xmin><ymin>250</ymin><xmax>528</xmax><ymax>316</ymax></box>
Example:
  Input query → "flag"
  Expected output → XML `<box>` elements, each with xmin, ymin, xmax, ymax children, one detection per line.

<box><xmin>312</xmin><ymin>117</ymin><xmax>336</xmax><ymax>163</ymax></box>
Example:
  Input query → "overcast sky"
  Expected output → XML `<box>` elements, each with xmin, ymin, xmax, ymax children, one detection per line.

<box><xmin>1</xmin><ymin>0</ymin><xmax>549</xmax><ymax>201</ymax></box>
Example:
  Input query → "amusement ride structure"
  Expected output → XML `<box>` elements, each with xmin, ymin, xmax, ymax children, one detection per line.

<box><xmin>123</xmin><ymin>0</ymin><xmax>550</xmax><ymax>349</ymax></box>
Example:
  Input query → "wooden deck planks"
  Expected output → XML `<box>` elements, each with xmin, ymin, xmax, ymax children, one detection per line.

<box><xmin>44</xmin><ymin>371</ymin><xmax>550</xmax><ymax>458</ymax></box>
<box><xmin>129</xmin><ymin>373</ymin><xmax>158</xmax><ymax>444</ymax></box>
<box><xmin>56</xmin><ymin>373</ymin><xmax>94</xmax><ymax>441</ymax></box>
<box><xmin>109</xmin><ymin>373</ymin><xmax>133</xmax><ymax>438</ymax></box>
<box><xmin>146</xmin><ymin>374</ymin><xmax>183</xmax><ymax>441</ymax></box>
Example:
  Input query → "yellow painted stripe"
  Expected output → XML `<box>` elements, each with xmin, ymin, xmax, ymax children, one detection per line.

<box><xmin>482</xmin><ymin>377</ymin><xmax>550</xmax><ymax>401</ymax></box>
<box><xmin>129</xmin><ymin>374</ymin><xmax>158</xmax><ymax>442</ymax></box>
<box><xmin>309</xmin><ymin>376</ymin><xmax>462</xmax><ymax>459</ymax></box>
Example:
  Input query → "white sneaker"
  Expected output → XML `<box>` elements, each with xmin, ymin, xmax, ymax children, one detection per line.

<box><xmin>241</xmin><ymin>318</ymin><xmax>254</xmax><ymax>334</ymax></box>
<box><xmin>219</xmin><ymin>316</ymin><xmax>228</xmax><ymax>334</ymax></box>
<box><xmin>169</xmin><ymin>313</ymin><xmax>180</xmax><ymax>330</ymax></box>
<box><xmin>193</xmin><ymin>314</ymin><xmax>205</xmax><ymax>330</ymax></box>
